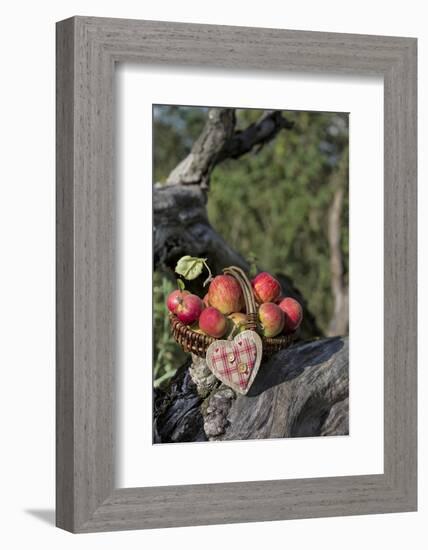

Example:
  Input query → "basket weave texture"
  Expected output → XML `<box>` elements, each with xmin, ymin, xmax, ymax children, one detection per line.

<box><xmin>170</xmin><ymin>266</ymin><xmax>295</xmax><ymax>357</ymax></box>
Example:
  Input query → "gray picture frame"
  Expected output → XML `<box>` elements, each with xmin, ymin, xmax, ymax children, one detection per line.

<box><xmin>56</xmin><ymin>16</ymin><xmax>417</xmax><ymax>533</ymax></box>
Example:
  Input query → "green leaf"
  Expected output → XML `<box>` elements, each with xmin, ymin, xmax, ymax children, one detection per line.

<box><xmin>177</xmin><ymin>278</ymin><xmax>185</xmax><ymax>291</ymax></box>
<box><xmin>175</xmin><ymin>255</ymin><xmax>205</xmax><ymax>280</ymax></box>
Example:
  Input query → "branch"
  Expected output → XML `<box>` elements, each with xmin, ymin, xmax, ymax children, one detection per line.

<box><xmin>165</xmin><ymin>108</ymin><xmax>293</xmax><ymax>189</ymax></box>
<box><xmin>153</xmin><ymin>183</ymin><xmax>247</xmax><ymax>274</ymax></box>
<box><xmin>154</xmin><ymin>337</ymin><xmax>349</xmax><ymax>442</ymax></box>
<box><xmin>166</xmin><ymin>108</ymin><xmax>235</xmax><ymax>188</ymax></box>
<box><xmin>217</xmin><ymin>110</ymin><xmax>294</xmax><ymax>162</ymax></box>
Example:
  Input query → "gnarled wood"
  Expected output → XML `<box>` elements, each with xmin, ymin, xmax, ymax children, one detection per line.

<box><xmin>166</xmin><ymin>108</ymin><xmax>236</xmax><ymax>188</ymax></box>
<box><xmin>165</xmin><ymin>108</ymin><xmax>293</xmax><ymax>188</ymax></box>
<box><xmin>154</xmin><ymin>337</ymin><xmax>349</xmax><ymax>443</ymax></box>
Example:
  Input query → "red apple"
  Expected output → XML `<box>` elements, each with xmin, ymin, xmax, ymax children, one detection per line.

<box><xmin>251</xmin><ymin>272</ymin><xmax>281</xmax><ymax>303</ymax></box>
<box><xmin>258</xmin><ymin>302</ymin><xmax>285</xmax><ymax>337</ymax></box>
<box><xmin>203</xmin><ymin>293</ymin><xmax>210</xmax><ymax>307</ymax></box>
<box><xmin>278</xmin><ymin>297</ymin><xmax>303</xmax><ymax>332</ymax></box>
<box><xmin>199</xmin><ymin>307</ymin><xmax>227</xmax><ymax>338</ymax></box>
<box><xmin>166</xmin><ymin>289</ymin><xmax>190</xmax><ymax>313</ymax></box>
<box><xmin>175</xmin><ymin>293</ymin><xmax>203</xmax><ymax>325</ymax></box>
<box><xmin>208</xmin><ymin>275</ymin><xmax>244</xmax><ymax>315</ymax></box>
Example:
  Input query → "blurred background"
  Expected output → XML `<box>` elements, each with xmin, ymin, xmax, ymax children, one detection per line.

<box><xmin>153</xmin><ymin>106</ymin><xmax>349</xmax><ymax>388</ymax></box>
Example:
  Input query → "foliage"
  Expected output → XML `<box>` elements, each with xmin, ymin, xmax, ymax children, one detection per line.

<box><xmin>153</xmin><ymin>271</ymin><xmax>187</xmax><ymax>388</ymax></box>
<box><xmin>175</xmin><ymin>255</ymin><xmax>213</xmax><ymax>287</ymax></box>
<box><xmin>152</xmin><ymin>105</ymin><xmax>349</xmax><ymax>387</ymax></box>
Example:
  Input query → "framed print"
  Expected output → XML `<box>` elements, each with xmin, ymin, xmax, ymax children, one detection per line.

<box><xmin>56</xmin><ymin>16</ymin><xmax>417</xmax><ymax>532</ymax></box>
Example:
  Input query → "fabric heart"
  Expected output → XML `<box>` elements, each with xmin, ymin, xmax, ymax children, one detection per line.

<box><xmin>205</xmin><ymin>330</ymin><xmax>263</xmax><ymax>395</ymax></box>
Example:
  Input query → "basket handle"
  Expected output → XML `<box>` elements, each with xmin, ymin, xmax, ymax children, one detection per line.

<box><xmin>223</xmin><ymin>266</ymin><xmax>257</xmax><ymax>331</ymax></box>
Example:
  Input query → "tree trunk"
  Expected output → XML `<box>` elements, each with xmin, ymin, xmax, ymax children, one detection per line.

<box><xmin>154</xmin><ymin>336</ymin><xmax>348</xmax><ymax>443</ymax></box>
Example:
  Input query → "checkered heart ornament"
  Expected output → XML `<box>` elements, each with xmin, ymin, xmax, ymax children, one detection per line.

<box><xmin>169</xmin><ymin>266</ymin><xmax>295</xmax><ymax>390</ymax></box>
<box><xmin>206</xmin><ymin>329</ymin><xmax>263</xmax><ymax>395</ymax></box>
<box><xmin>204</xmin><ymin>266</ymin><xmax>264</xmax><ymax>395</ymax></box>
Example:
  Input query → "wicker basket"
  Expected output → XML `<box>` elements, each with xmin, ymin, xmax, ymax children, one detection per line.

<box><xmin>170</xmin><ymin>266</ymin><xmax>295</xmax><ymax>357</ymax></box>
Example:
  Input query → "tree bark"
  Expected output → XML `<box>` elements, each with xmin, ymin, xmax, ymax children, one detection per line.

<box><xmin>153</xmin><ymin>336</ymin><xmax>349</xmax><ymax>443</ymax></box>
<box><xmin>165</xmin><ymin>109</ymin><xmax>236</xmax><ymax>188</ymax></box>
<box><xmin>164</xmin><ymin>109</ymin><xmax>293</xmax><ymax>188</ymax></box>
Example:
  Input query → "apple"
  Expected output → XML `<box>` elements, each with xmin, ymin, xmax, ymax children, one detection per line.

<box><xmin>278</xmin><ymin>297</ymin><xmax>303</xmax><ymax>332</ymax></box>
<box><xmin>174</xmin><ymin>293</ymin><xmax>204</xmax><ymax>325</ymax></box>
<box><xmin>228</xmin><ymin>312</ymin><xmax>247</xmax><ymax>334</ymax></box>
<box><xmin>199</xmin><ymin>307</ymin><xmax>228</xmax><ymax>338</ymax></box>
<box><xmin>166</xmin><ymin>289</ymin><xmax>190</xmax><ymax>313</ymax></box>
<box><xmin>251</xmin><ymin>272</ymin><xmax>281</xmax><ymax>303</ymax></box>
<box><xmin>258</xmin><ymin>302</ymin><xmax>285</xmax><ymax>337</ymax></box>
<box><xmin>208</xmin><ymin>274</ymin><xmax>244</xmax><ymax>315</ymax></box>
